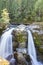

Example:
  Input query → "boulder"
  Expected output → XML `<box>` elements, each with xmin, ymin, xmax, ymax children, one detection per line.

<box><xmin>14</xmin><ymin>52</ymin><xmax>28</xmax><ymax>65</ymax></box>
<box><xmin>6</xmin><ymin>54</ymin><xmax>16</xmax><ymax>65</ymax></box>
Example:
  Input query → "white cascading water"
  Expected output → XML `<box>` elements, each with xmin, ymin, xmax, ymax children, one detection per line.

<box><xmin>0</xmin><ymin>24</ymin><xmax>43</xmax><ymax>65</ymax></box>
<box><xmin>27</xmin><ymin>30</ymin><xmax>43</xmax><ymax>65</ymax></box>
<box><xmin>0</xmin><ymin>24</ymin><xmax>26</xmax><ymax>59</ymax></box>
<box><xmin>0</xmin><ymin>28</ymin><xmax>14</xmax><ymax>58</ymax></box>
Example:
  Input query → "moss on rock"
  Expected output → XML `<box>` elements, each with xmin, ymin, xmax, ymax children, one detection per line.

<box><xmin>12</xmin><ymin>30</ymin><xmax>28</xmax><ymax>50</ymax></box>
<box><xmin>0</xmin><ymin>22</ymin><xmax>9</xmax><ymax>35</ymax></box>
<box><xmin>33</xmin><ymin>32</ymin><xmax>43</xmax><ymax>54</ymax></box>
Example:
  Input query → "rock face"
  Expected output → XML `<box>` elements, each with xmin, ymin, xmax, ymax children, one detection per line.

<box><xmin>33</xmin><ymin>32</ymin><xmax>43</xmax><ymax>61</ymax></box>
<box><xmin>6</xmin><ymin>55</ymin><xmax>16</xmax><ymax>65</ymax></box>
<box><xmin>12</xmin><ymin>24</ymin><xmax>43</xmax><ymax>64</ymax></box>
<box><xmin>14</xmin><ymin>52</ymin><xmax>28</xmax><ymax>65</ymax></box>
<box><xmin>11</xmin><ymin>25</ymin><xmax>30</xmax><ymax>65</ymax></box>
<box><xmin>12</xmin><ymin>30</ymin><xmax>28</xmax><ymax>52</ymax></box>
<box><xmin>29</xmin><ymin>24</ymin><xmax>43</xmax><ymax>61</ymax></box>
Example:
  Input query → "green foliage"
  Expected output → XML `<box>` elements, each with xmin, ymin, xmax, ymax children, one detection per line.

<box><xmin>34</xmin><ymin>0</ymin><xmax>43</xmax><ymax>22</ymax></box>
<box><xmin>0</xmin><ymin>0</ymin><xmax>43</xmax><ymax>23</ymax></box>
<box><xmin>0</xmin><ymin>8</ymin><xmax>10</xmax><ymax>23</ymax></box>
<box><xmin>15</xmin><ymin>32</ymin><xmax>27</xmax><ymax>43</ymax></box>
<box><xmin>33</xmin><ymin>33</ymin><xmax>43</xmax><ymax>53</ymax></box>
<box><xmin>33</xmin><ymin>33</ymin><xmax>41</xmax><ymax>46</ymax></box>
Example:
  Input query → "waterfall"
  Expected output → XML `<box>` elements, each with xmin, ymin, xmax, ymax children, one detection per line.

<box><xmin>27</xmin><ymin>30</ymin><xmax>43</xmax><ymax>65</ymax></box>
<box><xmin>0</xmin><ymin>24</ymin><xmax>43</xmax><ymax>65</ymax></box>
<box><xmin>0</xmin><ymin>24</ymin><xmax>26</xmax><ymax>59</ymax></box>
<box><xmin>0</xmin><ymin>28</ymin><xmax>14</xmax><ymax>58</ymax></box>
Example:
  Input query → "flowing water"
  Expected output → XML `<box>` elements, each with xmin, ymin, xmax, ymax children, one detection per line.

<box><xmin>27</xmin><ymin>30</ymin><xmax>43</xmax><ymax>65</ymax></box>
<box><xmin>0</xmin><ymin>25</ymin><xmax>43</xmax><ymax>65</ymax></box>
<box><xmin>0</xmin><ymin>28</ymin><xmax>14</xmax><ymax>58</ymax></box>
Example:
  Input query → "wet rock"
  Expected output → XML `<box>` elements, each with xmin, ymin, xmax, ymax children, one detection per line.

<box><xmin>10</xmin><ymin>58</ymin><xmax>16</xmax><ymax>65</ymax></box>
<box><xmin>12</xmin><ymin>30</ymin><xmax>28</xmax><ymax>50</ymax></box>
<box><xmin>6</xmin><ymin>55</ymin><xmax>16</xmax><ymax>65</ymax></box>
<box><xmin>14</xmin><ymin>52</ymin><xmax>28</xmax><ymax>65</ymax></box>
<box><xmin>6</xmin><ymin>55</ymin><xmax>13</xmax><ymax>61</ymax></box>
<box><xmin>0</xmin><ymin>28</ymin><xmax>3</xmax><ymax>35</ymax></box>
<box><xmin>13</xmin><ymin>41</ymin><xmax>19</xmax><ymax>51</ymax></box>
<box><xmin>39</xmin><ymin>46</ymin><xmax>43</xmax><ymax>53</ymax></box>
